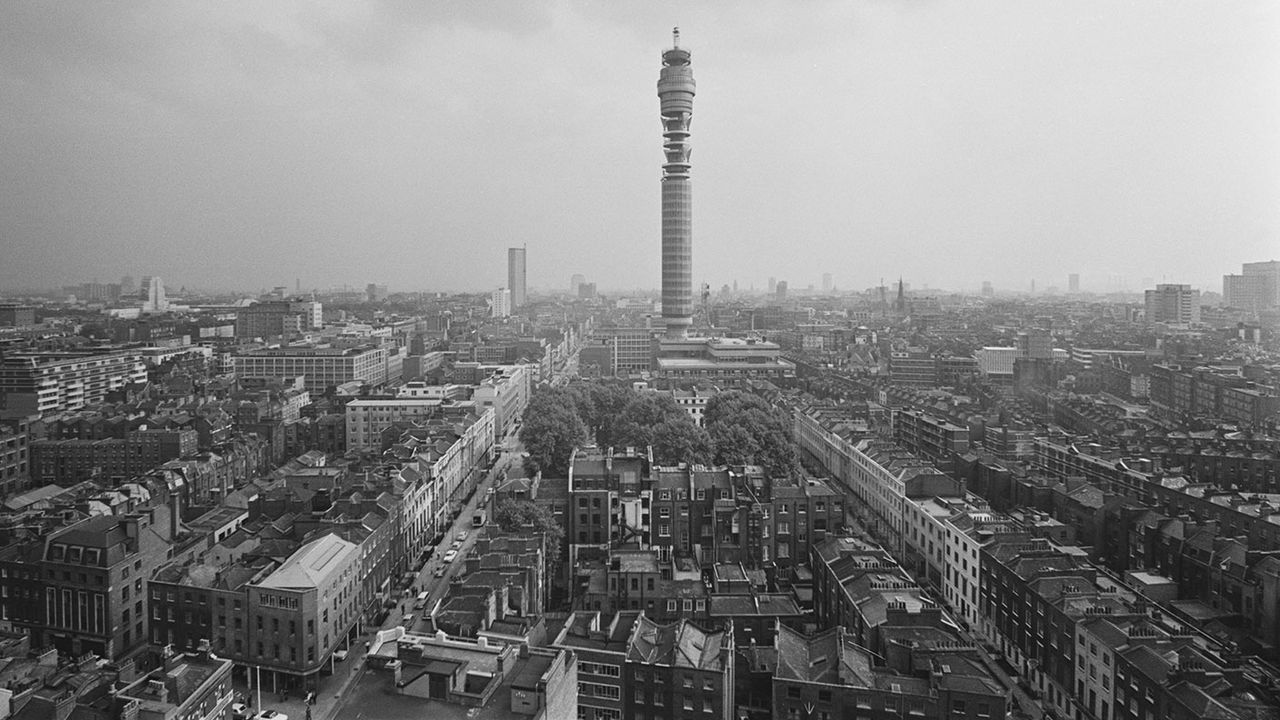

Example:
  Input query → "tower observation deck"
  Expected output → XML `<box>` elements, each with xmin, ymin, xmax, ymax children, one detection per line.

<box><xmin>658</xmin><ymin>28</ymin><xmax>695</xmax><ymax>339</ymax></box>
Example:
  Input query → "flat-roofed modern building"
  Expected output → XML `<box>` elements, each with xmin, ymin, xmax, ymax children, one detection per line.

<box><xmin>0</xmin><ymin>350</ymin><xmax>147</xmax><ymax>414</ymax></box>
<box><xmin>232</xmin><ymin>345</ymin><xmax>387</xmax><ymax>393</ymax></box>
<box><xmin>472</xmin><ymin>364</ymin><xmax>532</xmax><ymax>440</ymax></box>
<box><xmin>344</xmin><ymin>397</ymin><xmax>444</xmax><ymax>451</ymax></box>
<box><xmin>654</xmin><ymin>336</ymin><xmax>795</xmax><ymax>383</ymax></box>
<box><xmin>508</xmin><ymin>246</ymin><xmax>527</xmax><ymax>308</ymax></box>
<box><xmin>1144</xmin><ymin>283</ymin><xmax>1201</xmax><ymax>326</ymax></box>
<box><xmin>593</xmin><ymin>327</ymin><xmax>658</xmax><ymax>375</ymax></box>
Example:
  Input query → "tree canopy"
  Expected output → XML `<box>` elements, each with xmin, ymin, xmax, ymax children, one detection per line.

<box><xmin>610</xmin><ymin>393</ymin><xmax>712</xmax><ymax>465</ymax></box>
<box><xmin>520</xmin><ymin>381</ymin><xmax>713</xmax><ymax>471</ymax></box>
<box><xmin>519</xmin><ymin>387</ymin><xmax>588</xmax><ymax>477</ymax></box>
<box><xmin>703</xmin><ymin>390</ymin><xmax>798</xmax><ymax>478</ymax></box>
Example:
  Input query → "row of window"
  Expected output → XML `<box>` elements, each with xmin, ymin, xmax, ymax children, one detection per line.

<box><xmin>578</xmin><ymin>661</ymin><xmax>620</xmax><ymax>678</ymax></box>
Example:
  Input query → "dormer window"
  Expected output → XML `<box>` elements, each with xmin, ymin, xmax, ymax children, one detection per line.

<box><xmin>67</xmin><ymin>547</ymin><xmax>82</xmax><ymax>563</ymax></box>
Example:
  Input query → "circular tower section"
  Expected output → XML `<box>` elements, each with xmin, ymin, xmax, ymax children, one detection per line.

<box><xmin>658</xmin><ymin>29</ymin><xmax>695</xmax><ymax>339</ymax></box>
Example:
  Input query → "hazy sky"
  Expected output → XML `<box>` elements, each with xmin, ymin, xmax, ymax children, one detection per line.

<box><xmin>2</xmin><ymin>1</ymin><xmax>1278</xmax><ymax>295</ymax></box>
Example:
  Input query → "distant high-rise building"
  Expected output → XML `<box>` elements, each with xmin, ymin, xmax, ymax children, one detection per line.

<box><xmin>291</xmin><ymin>299</ymin><xmax>323</xmax><ymax>330</ymax></box>
<box><xmin>119</xmin><ymin>275</ymin><xmax>136</xmax><ymax>296</ymax></box>
<box><xmin>1224</xmin><ymin>274</ymin><xmax>1272</xmax><ymax>312</ymax></box>
<box><xmin>768</xmin><ymin>277</ymin><xmax>777</xmax><ymax>295</ymax></box>
<box><xmin>76</xmin><ymin>282</ymin><xmax>121</xmax><ymax>303</ymax></box>
<box><xmin>822</xmin><ymin>273</ymin><xmax>833</xmax><ymax>292</ymax></box>
<box><xmin>139</xmin><ymin>276</ymin><xmax>168</xmax><ymax>313</ymax></box>
<box><xmin>1242</xmin><ymin>261</ymin><xmax>1280</xmax><ymax>301</ymax></box>
<box><xmin>570</xmin><ymin>273</ymin><xmax>586</xmax><ymax>296</ymax></box>
<box><xmin>578</xmin><ymin>282</ymin><xmax>597</xmax><ymax>299</ymax></box>
<box><xmin>236</xmin><ymin>300</ymin><xmax>320</xmax><ymax>339</ymax></box>
<box><xmin>508</xmin><ymin>247</ymin><xmax>527</xmax><ymax>308</ymax></box>
<box><xmin>365</xmin><ymin>283</ymin><xmax>388</xmax><ymax>302</ymax></box>
<box><xmin>491</xmin><ymin>288</ymin><xmax>512</xmax><ymax>318</ymax></box>
<box><xmin>1144</xmin><ymin>283</ymin><xmax>1200</xmax><ymax>325</ymax></box>
<box><xmin>981</xmin><ymin>281</ymin><xmax>994</xmax><ymax>297</ymax></box>
<box><xmin>658</xmin><ymin>29</ymin><xmax>695</xmax><ymax>339</ymax></box>
<box><xmin>0</xmin><ymin>304</ymin><xmax>36</xmax><ymax>327</ymax></box>
<box><xmin>1068</xmin><ymin>273</ymin><xmax>1080</xmax><ymax>293</ymax></box>
<box><xmin>775</xmin><ymin>280</ymin><xmax>788</xmax><ymax>300</ymax></box>
<box><xmin>1224</xmin><ymin>260</ymin><xmax>1280</xmax><ymax>312</ymax></box>
<box><xmin>1016</xmin><ymin>330</ymin><xmax>1053</xmax><ymax>360</ymax></box>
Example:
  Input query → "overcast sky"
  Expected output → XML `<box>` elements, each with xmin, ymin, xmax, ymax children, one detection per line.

<box><xmin>2</xmin><ymin>1</ymin><xmax>1278</xmax><ymax>296</ymax></box>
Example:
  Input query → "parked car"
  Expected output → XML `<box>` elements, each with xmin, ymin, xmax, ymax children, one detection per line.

<box><xmin>255</xmin><ymin>711</ymin><xmax>288</xmax><ymax>720</ymax></box>
<box><xmin>442</xmin><ymin>549</ymin><xmax>458</xmax><ymax>563</ymax></box>
<box><xmin>231</xmin><ymin>703</ymin><xmax>251</xmax><ymax>719</ymax></box>
<box><xmin>332</xmin><ymin>649</ymin><xmax>349</xmax><ymax>661</ymax></box>
<box><xmin>402</xmin><ymin>613</ymin><xmax>415</xmax><ymax>625</ymax></box>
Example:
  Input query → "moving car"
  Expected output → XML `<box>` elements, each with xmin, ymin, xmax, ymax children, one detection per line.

<box><xmin>456</xmin><ymin>530</ymin><xmax>468</xmax><ymax>541</ymax></box>
<box><xmin>254</xmin><ymin>711</ymin><xmax>288</xmax><ymax>720</ymax></box>
<box><xmin>332</xmin><ymin>649</ymin><xmax>349</xmax><ymax>661</ymax></box>
<box><xmin>231</xmin><ymin>703</ymin><xmax>250</xmax><ymax>719</ymax></box>
<box><xmin>442</xmin><ymin>549</ymin><xmax>458</xmax><ymax>563</ymax></box>
<box><xmin>433</xmin><ymin>566</ymin><xmax>447</xmax><ymax>578</ymax></box>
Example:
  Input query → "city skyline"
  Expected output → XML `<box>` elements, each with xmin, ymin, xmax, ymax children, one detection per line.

<box><xmin>2</xmin><ymin>2</ymin><xmax>1277</xmax><ymax>294</ymax></box>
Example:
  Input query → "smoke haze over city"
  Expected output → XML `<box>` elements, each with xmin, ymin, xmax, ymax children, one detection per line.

<box><xmin>2</xmin><ymin>1</ymin><xmax>1277</xmax><ymax>294</ymax></box>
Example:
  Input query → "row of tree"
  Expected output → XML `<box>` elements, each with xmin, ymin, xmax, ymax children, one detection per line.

<box><xmin>518</xmin><ymin>382</ymin><xmax>797</xmax><ymax>478</ymax></box>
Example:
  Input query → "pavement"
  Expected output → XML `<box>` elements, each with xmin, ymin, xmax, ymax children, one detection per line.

<box><xmin>230</xmin><ymin>428</ymin><xmax>525</xmax><ymax>720</ymax></box>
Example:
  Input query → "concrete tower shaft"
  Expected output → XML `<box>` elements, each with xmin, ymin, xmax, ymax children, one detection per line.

<box><xmin>658</xmin><ymin>28</ymin><xmax>695</xmax><ymax>339</ymax></box>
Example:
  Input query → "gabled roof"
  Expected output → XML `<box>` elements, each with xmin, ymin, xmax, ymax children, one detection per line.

<box><xmin>774</xmin><ymin>624</ymin><xmax>876</xmax><ymax>688</ymax></box>
<box><xmin>256</xmin><ymin>533</ymin><xmax>358</xmax><ymax>590</ymax></box>
<box><xmin>626</xmin><ymin>615</ymin><xmax>725</xmax><ymax>671</ymax></box>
